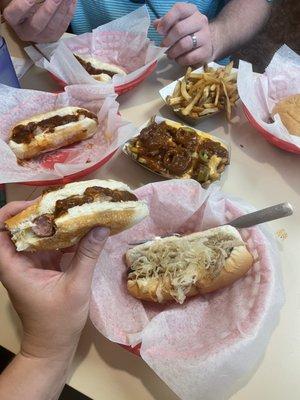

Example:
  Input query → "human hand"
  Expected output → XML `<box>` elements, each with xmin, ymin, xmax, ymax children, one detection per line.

<box><xmin>3</xmin><ymin>0</ymin><xmax>76</xmax><ymax>43</ymax></box>
<box><xmin>153</xmin><ymin>2</ymin><xmax>214</xmax><ymax>66</ymax></box>
<box><xmin>0</xmin><ymin>201</ymin><xmax>109</xmax><ymax>360</ymax></box>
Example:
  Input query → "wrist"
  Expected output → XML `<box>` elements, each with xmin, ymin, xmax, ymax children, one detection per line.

<box><xmin>209</xmin><ymin>21</ymin><xmax>222</xmax><ymax>61</ymax></box>
<box><xmin>21</xmin><ymin>331</ymin><xmax>80</xmax><ymax>362</ymax></box>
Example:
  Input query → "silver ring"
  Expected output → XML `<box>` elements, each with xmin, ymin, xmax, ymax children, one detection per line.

<box><xmin>190</xmin><ymin>34</ymin><xmax>197</xmax><ymax>49</ymax></box>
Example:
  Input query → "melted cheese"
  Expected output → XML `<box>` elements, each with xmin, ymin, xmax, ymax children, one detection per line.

<box><xmin>208</xmin><ymin>155</ymin><xmax>222</xmax><ymax>180</ymax></box>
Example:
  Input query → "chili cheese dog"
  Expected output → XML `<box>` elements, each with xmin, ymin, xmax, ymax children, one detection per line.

<box><xmin>5</xmin><ymin>179</ymin><xmax>149</xmax><ymax>252</ymax></box>
<box><xmin>74</xmin><ymin>54</ymin><xmax>127</xmax><ymax>82</ymax></box>
<box><xmin>126</xmin><ymin>226</ymin><xmax>253</xmax><ymax>304</ymax></box>
<box><xmin>8</xmin><ymin>107</ymin><xmax>98</xmax><ymax>160</ymax></box>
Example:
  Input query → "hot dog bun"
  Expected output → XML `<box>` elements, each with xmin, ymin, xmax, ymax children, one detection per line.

<box><xmin>8</xmin><ymin>107</ymin><xmax>98</xmax><ymax>160</ymax></box>
<box><xmin>272</xmin><ymin>94</ymin><xmax>300</xmax><ymax>137</ymax></box>
<box><xmin>126</xmin><ymin>226</ymin><xmax>253</xmax><ymax>304</ymax></box>
<box><xmin>5</xmin><ymin>179</ymin><xmax>149</xmax><ymax>252</ymax></box>
<box><xmin>74</xmin><ymin>54</ymin><xmax>127</xmax><ymax>82</ymax></box>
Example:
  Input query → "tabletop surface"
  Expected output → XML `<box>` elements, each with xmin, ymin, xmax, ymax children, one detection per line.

<box><xmin>1</xmin><ymin>24</ymin><xmax>300</xmax><ymax>400</ymax></box>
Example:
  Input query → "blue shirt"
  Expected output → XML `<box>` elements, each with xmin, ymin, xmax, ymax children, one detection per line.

<box><xmin>71</xmin><ymin>1</ymin><xmax>228</xmax><ymax>44</ymax></box>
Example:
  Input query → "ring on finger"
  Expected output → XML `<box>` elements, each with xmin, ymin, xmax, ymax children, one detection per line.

<box><xmin>190</xmin><ymin>33</ymin><xmax>198</xmax><ymax>50</ymax></box>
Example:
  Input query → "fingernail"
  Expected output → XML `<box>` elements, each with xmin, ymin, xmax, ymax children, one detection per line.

<box><xmin>91</xmin><ymin>227</ymin><xmax>110</xmax><ymax>242</ymax></box>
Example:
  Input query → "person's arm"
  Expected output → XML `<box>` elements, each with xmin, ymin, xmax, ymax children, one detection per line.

<box><xmin>0</xmin><ymin>349</ymin><xmax>76</xmax><ymax>400</ymax></box>
<box><xmin>210</xmin><ymin>0</ymin><xmax>271</xmax><ymax>61</ymax></box>
<box><xmin>154</xmin><ymin>1</ymin><xmax>272</xmax><ymax>65</ymax></box>
<box><xmin>0</xmin><ymin>201</ymin><xmax>109</xmax><ymax>400</ymax></box>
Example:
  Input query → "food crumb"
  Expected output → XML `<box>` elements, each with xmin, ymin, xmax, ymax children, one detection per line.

<box><xmin>276</xmin><ymin>229</ymin><xmax>288</xmax><ymax>240</ymax></box>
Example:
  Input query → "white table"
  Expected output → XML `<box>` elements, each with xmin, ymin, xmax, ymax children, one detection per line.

<box><xmin>1</xmin><ymin>25</ymin><xmax>300</xmax><ymax>400</ymax></box>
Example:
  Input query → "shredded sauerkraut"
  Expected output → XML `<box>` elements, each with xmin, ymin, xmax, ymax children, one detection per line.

<box><xmin>128</xmin><ymin>233</ymin><xmax>242</xmax><ymax>303</ymax></box>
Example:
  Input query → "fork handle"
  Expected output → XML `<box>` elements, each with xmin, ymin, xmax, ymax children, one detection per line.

<box><xmin>228</xmin><ymin>202</ymin><xmax>293</xmax><ymax>229</ymax></box>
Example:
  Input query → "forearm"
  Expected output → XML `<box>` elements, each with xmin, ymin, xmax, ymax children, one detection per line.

<box><xmin>0</xmin><ymin>347</ymin><xmax>77</xmax><ymax>400</ymax></box>
<box><xmin>210</xmin><ymin>0</ymin><xmax>272</xmax><ymax>60</ymax></box>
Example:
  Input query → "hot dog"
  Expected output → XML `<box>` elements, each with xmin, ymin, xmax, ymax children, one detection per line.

<box><xmin>74</xmin><ymin>54</ymin><xmax>127</xmax><ymax>82</ymax></box>
<box><xmin>5</xmin><ymin>179</ymin><xmax>149</xmax><ymax>252</ymax></box>
<box><xmin>126</xmin><ymin>226</ymin><xmax>253</xmax><ymax>304</ymax></box>
<box><xmin>8</xmin><ymin>107</ymin><xmax>98</xmax><ymax>160</ymax></box>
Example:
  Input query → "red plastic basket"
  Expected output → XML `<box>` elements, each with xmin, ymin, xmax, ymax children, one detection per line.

<box><xmin>49</xmin><ymin>61</ymin><xmax>157</xmax><ymax>95</ymax></box>
<box><xmin>242</xmin><ymin>104</ymin><xmax>300</xmax><ymax>154</ymax></box>
<box><xmin>20</xmin><ymin>150</ymin><xmax>116</xmax><ymax>187</ymax></box>
<box><xmin>120</xmin><ymin>343</ymin><xmax>141</xmax><ymax>356</ymax></box>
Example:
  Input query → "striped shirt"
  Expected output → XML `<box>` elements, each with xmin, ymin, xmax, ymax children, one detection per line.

<box><xmin>71</xmin><ymin>1</ymin><xmax>228</xmax><ymax>44</ymax></box>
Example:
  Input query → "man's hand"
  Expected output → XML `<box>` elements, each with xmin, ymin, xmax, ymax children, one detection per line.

<box><xmin>0</xmin><ymin>201</ymin><xmax>109</xmax><ymax>361</ymax></box>
<box><xmin>154</xmin><ymin>3</ymin><xmax>214</xmax><ymax>66</ymax></box>
<box><xmin>3</xmin><ymin>0</ymin><xmax>76</xmax><ymax>43</ymax></box>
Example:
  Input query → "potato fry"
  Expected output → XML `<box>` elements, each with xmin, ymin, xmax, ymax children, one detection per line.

<box><xmin>182</xmin><ymin>92</ymin><xmax>202</xmax><ymax>115</ymax></box>
<box><xmin>180</xmin><ymin>80</ymin><xmax>192</xmax><ymax>101</ymax></box>
<box><xmin>173</xmin><ymin>81</ymin><xmax>181</xmax><ymax>97</ymax></box>
<box><xmin>185</xmin><ymin>66</ymin><xmax>192</xmax><ymax>80</ymax></box>
<box><xmin>199</xmin><ymin>108</ymin><xmax>219</xmax><ymax>116</ymax></box>
<box><xmin>204</xmin><ymin>103</ymin><xmax>217</xmax><ymax>109</ymax></box>
<box><xmin>167</xmin><ymin>96</ymin><xmax>183</xmax><ymax>106</ymax></box>
<box><xmin>168</xmin><ymin>62</ymin><xmax>238</xmax><ymax>121</ymax></box>
<box><xmin>221</xmin><ymin>80</ymin><xmax>231</xmax><ymax>120</ymax></box>
<box><xmin>214</xmin><ymin>84</ymin><xmax>220</xmax><ymax>106</ymax></box>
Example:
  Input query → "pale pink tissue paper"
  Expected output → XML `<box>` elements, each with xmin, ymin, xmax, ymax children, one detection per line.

<box><xmin>238</xmin><ymin>45</ymin><xmax>300</xmax><ymax>149</ymax></box>
<box><xmin>25</xmin><ymin>6</ymin><xmax>167</xmax><ymax>89</ymax></box>
<box><xmin>0</xmin><ymin>84</ymin><xmax>138</xmax><ymax>183</ymax></box>
<box><xmin>90</xmin><ymin>179</ymin><xmax>284</xmax><ymax>400</ymax></box>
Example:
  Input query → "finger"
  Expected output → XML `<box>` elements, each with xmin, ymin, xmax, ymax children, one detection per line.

<box><xmin>0</xmin><ymin>232</ymin><xmax>28</xmax><ymax>283</ymax></box>
<box><xmin>176</xmin><ymin>46</ymin><xmax>210</xmax><ymax>66</ymax></box>
<box><xmin>156</xmin><ymin>3</ymin><xmax>197</xmax><ymax>36</ymax></box>
<box><xmin>41</xmin><ymin>0</ymin><xmax>76</xmax><ymax>41</ymax></box>
<box><xmin>152</xmin><ymin>18</ymin><xmax>161</xmax><ymax>28</ymax></box>
<box><xmin>3</xmin><ymin>0</ymin><xmax>36</xmax><ymax>25</ymax></box>
<box><xmin>27</xmin><ymin>0</ymin><xmax>64</xmax><ymax>35</ymax></box>
<box><xmin>167</xmin><ymin>29</ymin><xmax>207</xmax><ymax>60</ymax></box>
<box><xmin>0</xmin><ymin>200</ymin><xmax>36</xmax><ymax>227</ymax></box>
<box><xmin>61</xmin><ymin>245</ymin><xmax>77</xmax><ymax>254</ymax></box>
<box><xmin>67</xmin><ymin>227</ymin><xmax>110</xmax><ymax>284</ymax></box>
<box><xmin>162</xmin><ymin>13</ymin><xmax>207</xmax><ymax>47</ymax></box>
<box><xmin>167</xmin><ymin>36</ymin><xmax>192</xmax><ymax>60</ymax></box>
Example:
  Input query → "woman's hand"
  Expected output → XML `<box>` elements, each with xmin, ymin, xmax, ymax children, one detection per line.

<box><xmin>154</xmin><ymin>2</ymin><xmax>214</xmax><ymax>66</ymax></box>
<box><xmin>3</xmin><ymin>0</ymin><xmax>77</xmax><ymax>43</ymax></box>
<box><xmin>0</xmin><ymin>201</ymin><xmax>109</xmax><ymax>361</ymax></box>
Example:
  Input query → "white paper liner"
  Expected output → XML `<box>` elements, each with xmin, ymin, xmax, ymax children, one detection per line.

<box><xmin>238</xmin><ymin>45</ymin><xmax>300</xmax><ymax>149</ymax></box>
<box><xmin>90</xmin><ymin>179</ymin><xmax>284</xmax><ymax>400</ymax></box>
<box><xmin>25</xmin><ymin>6</ymin><xmax>166</xmax><ymax>89</ymax></box>
<box><xmin>0</xmin><ymin>84</ymin><xmax>138</xmax><ymax>183</ymax></box>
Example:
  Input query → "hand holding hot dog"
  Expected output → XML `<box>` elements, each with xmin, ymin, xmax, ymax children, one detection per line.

<box><xmin>0</xmin><ymin>201</ymin><xmax>109</xmax><ymax>360</ymax></box>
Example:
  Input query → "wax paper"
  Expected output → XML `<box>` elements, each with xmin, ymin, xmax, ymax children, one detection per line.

<box><xmin>238</xmin><ymin>45</ymin><xmax>300</xmax><ymax>149</ymax></box>
<box><xmin>25</xmin><ymin>6</ymin><xmax>166</xmax><ymax>89</ymax></box>
<box><xmin>0</xmin><ymin>84</ymin><xmax>137</xmax><ymax>183</ymax></box>
<box><xmin>90</xmin><ymin>179</ymin><xmax>284</xmax><ymax>400</ymax></box>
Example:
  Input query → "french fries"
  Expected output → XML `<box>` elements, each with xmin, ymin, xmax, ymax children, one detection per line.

<box><xmin>166</xmin><ymin>62</ymin><xmax>239</xmax><ymax>121</ymax></box>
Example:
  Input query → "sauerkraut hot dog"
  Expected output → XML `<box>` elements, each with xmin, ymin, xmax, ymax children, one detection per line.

<box><xmin>126</xmin><ymin>226</ymin><xmax>253</xmax><ymax>304</ymax></box>
<box><xmin>5</xmin><ymin>179</ymin><xmax>149</xmax><ymax>252</ymax></box>
<box><xmin>8</xmin><ymin>107</ymin><xmax>98</xmax><ymax>160</ymax></box>
<box><xmin>74</xmin><ymin>54</ymin><xmax>127</xmax><ymax>83</ymax></box>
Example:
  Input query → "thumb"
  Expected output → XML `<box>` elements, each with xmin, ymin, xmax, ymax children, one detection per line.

<box><xmin>68</xmin><ymin>227</ymin><xmax>110</xmax><ymax>283</ymax></box>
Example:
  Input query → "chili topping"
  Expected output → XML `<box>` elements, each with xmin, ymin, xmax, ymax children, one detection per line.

<box><xmin>128</xmin><ymin>121</ymin><xmax>229</xmax><ymax>186</ymax></box>
<box><xmin>54</xmin><ymin>186</ymin><xmax>137</xmax><ymax>218</ymax></box>
<box><xmin>75</xmin><ymin>55</ymin><xmax>115</xmax><ymax>77</ymax></box>
<box><xmin>11</xmin><ymin>109</ymin><xmax>97</xmax><ymax>144</ymax></box>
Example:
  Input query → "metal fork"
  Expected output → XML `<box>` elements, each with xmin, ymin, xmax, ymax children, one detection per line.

<box><xmin>129</xmin><ymin>202</ymin><xmax>293</xmax><ymax>246</ymax></box>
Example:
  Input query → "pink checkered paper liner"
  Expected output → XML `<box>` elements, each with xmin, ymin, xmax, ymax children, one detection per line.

<box><xmin>90</xmin><ymin>179</ymin><xmax>284</xmax><ymax>400</ymax></box>
<box><xmin>25</xmin><ymin>6</ymin><xmax>166</xmax><ymax>88</ymax></box>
